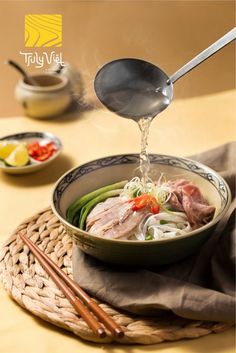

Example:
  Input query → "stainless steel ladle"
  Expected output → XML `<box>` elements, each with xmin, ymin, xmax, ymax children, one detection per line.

<box><xmin>94</xmin><ymin>27</ymin><xmax>236</xmax><ymax>120</ymax></box>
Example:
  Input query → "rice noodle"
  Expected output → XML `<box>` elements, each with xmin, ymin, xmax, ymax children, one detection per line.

<box><xmin>135</xmin><ymin>211</ymin><xmax>192</xmax><ymax>241</ymax></box>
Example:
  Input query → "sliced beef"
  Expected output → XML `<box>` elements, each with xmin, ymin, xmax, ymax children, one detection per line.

<box><xmin>168</xmin><ymin>179</ymin><xmax>189</xmax><ymax>211</ymax></box>
<box><xmin>102</xmin><ymin>210</ymin><xmax>147</xmax><ymax>239</ymax></box>
<box><xmin>86</xmin><ymin>196</ymin><xmax>147</xmax><ymax>239</ymax></box>
<box><xmin>86</xmin><ymin>197</ymin><xmax>124</xmax><ymax>229</ymax></box>
<box><xmin>167</xmin><ymin>179</ymin><xmax>216</xmax><ymax>228</ymax></box>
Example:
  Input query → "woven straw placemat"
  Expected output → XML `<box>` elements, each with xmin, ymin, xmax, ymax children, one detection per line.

<box><xmin>0</xmin><ymin>207</ymin><xmax>233</xmax><ymax>344</ymax></box>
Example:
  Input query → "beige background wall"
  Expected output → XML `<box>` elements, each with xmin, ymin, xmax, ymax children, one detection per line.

<box><xmin>0</xmin><ymin>0</ymin><xmax>235</xmax><ymax>117</ymax></box>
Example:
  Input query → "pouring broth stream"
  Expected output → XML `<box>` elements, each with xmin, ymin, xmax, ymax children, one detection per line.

<box><xmin>137</xmin><ymin>117</ymin><xmax>152</xmax><ymax>188</ymax></box>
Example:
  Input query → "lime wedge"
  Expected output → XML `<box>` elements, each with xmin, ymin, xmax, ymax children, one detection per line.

<box><xmin>5</xmin><ymin>144</ymin><xmax>29</xmax><ymax>167</ymax></box>
<box><xmin>0</xmin><ymin>142</ymin><xmax>17</xmax><ymax>160</ymax></box>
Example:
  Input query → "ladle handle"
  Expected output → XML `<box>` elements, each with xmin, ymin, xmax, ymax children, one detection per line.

<box><xmin>168</xmin><ymin>27</ymin><xmax>236</xmax><ymax>84</ymax></box>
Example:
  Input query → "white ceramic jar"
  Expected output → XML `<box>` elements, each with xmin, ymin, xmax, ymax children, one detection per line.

<box><xmin>15</xmin><ymin>74</ymin><xmax>72</xmax><ymax>119</ymax></box>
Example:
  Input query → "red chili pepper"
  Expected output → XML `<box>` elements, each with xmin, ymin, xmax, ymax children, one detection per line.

<box><xmin>150</xmin><ymin>200</ymin><xmax>160</xmax><ymax>214</ymax></box>
<box><xmin>129</xmin><ymin>194</ymin><xmax>160</xmax><ymax>214</ymax></box>
<box><xmin>27</xmin><ymin>140</ymin><xmax>57</xmax><ymax>162</ymax></box>
<box><xmin>35</xmin><ymin>151</ymin><xmax>53</xmax><ymax>161</ymax></box>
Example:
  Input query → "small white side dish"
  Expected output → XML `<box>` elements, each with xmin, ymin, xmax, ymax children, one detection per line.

<box><xmin>0</xmin><ymin>132</ymin><xmax>62</xmax><ymax>174</ymax></box>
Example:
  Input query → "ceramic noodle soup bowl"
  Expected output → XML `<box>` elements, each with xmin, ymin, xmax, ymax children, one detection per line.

<box><xmin>51</xmin><ymin>154</ymin><xmax>231</xmax><ymax>266</ymax></box>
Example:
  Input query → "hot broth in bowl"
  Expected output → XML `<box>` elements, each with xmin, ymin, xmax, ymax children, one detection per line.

<box><xmin>51</xmin><ymin>154</ymin><xmax>231</xmax><ymax>266</ymax></box>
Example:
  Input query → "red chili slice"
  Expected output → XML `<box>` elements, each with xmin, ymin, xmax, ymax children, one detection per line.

<box><xmin>35</xmin><ymin>151</ymin><xmax>53</xmax><ymax>161</ymax></box>
<box><xmin>27</xmin><ymin>140</ymin><xmax>57</xmax><ymax>162</ymax></box>
<box><xmin>130</xmin><ymin>194</ymin><xmax>160</xmax><ymax>214</ymax></box>
<box><xmin>150</xmin><ymin>201</ymin><xmax>160</xmax><ymax>214</ymax></box>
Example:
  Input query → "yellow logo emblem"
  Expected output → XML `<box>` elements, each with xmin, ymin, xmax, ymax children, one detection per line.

<box><xmin>25</xmin><ymin>14</ymin><xmax>62</xmax><ymax>47</ymax></box>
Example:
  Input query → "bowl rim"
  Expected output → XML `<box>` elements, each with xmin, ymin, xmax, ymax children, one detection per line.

<box><xmin>0</xmin><ymin>131</ymin><xmax>62</xmax><ymax>171</ymax></box>
<box><xmin>51</xmin><ymin>153</ymin><xmax>232</xmax><ymax>245</ymax></box>
<box><xmin>19</xmin><ymin>74</ymin><xmax>69</xmax><ymax>92</ymax></box>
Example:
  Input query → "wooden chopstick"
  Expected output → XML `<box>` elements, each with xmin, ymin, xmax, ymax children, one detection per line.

<box><xmin>26</xmin><ymin>236</ymin><xmax>124</xmax><ymax>338</ymax></box>
<box><xmin>19</xmin><ymin>232</ymin><xmax>106</xmax><ymax>338</ymax></box>
<box><xmin>19</xmin><ymin>232</ymin><xmax>124</xmax><ymax>338</ymax></box>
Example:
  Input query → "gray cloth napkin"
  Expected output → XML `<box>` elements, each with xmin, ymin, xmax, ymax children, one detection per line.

<box><xmin>72</xmin><ymin>142</ymin><xmax>236</xmax><ymax>323</ymax></box>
